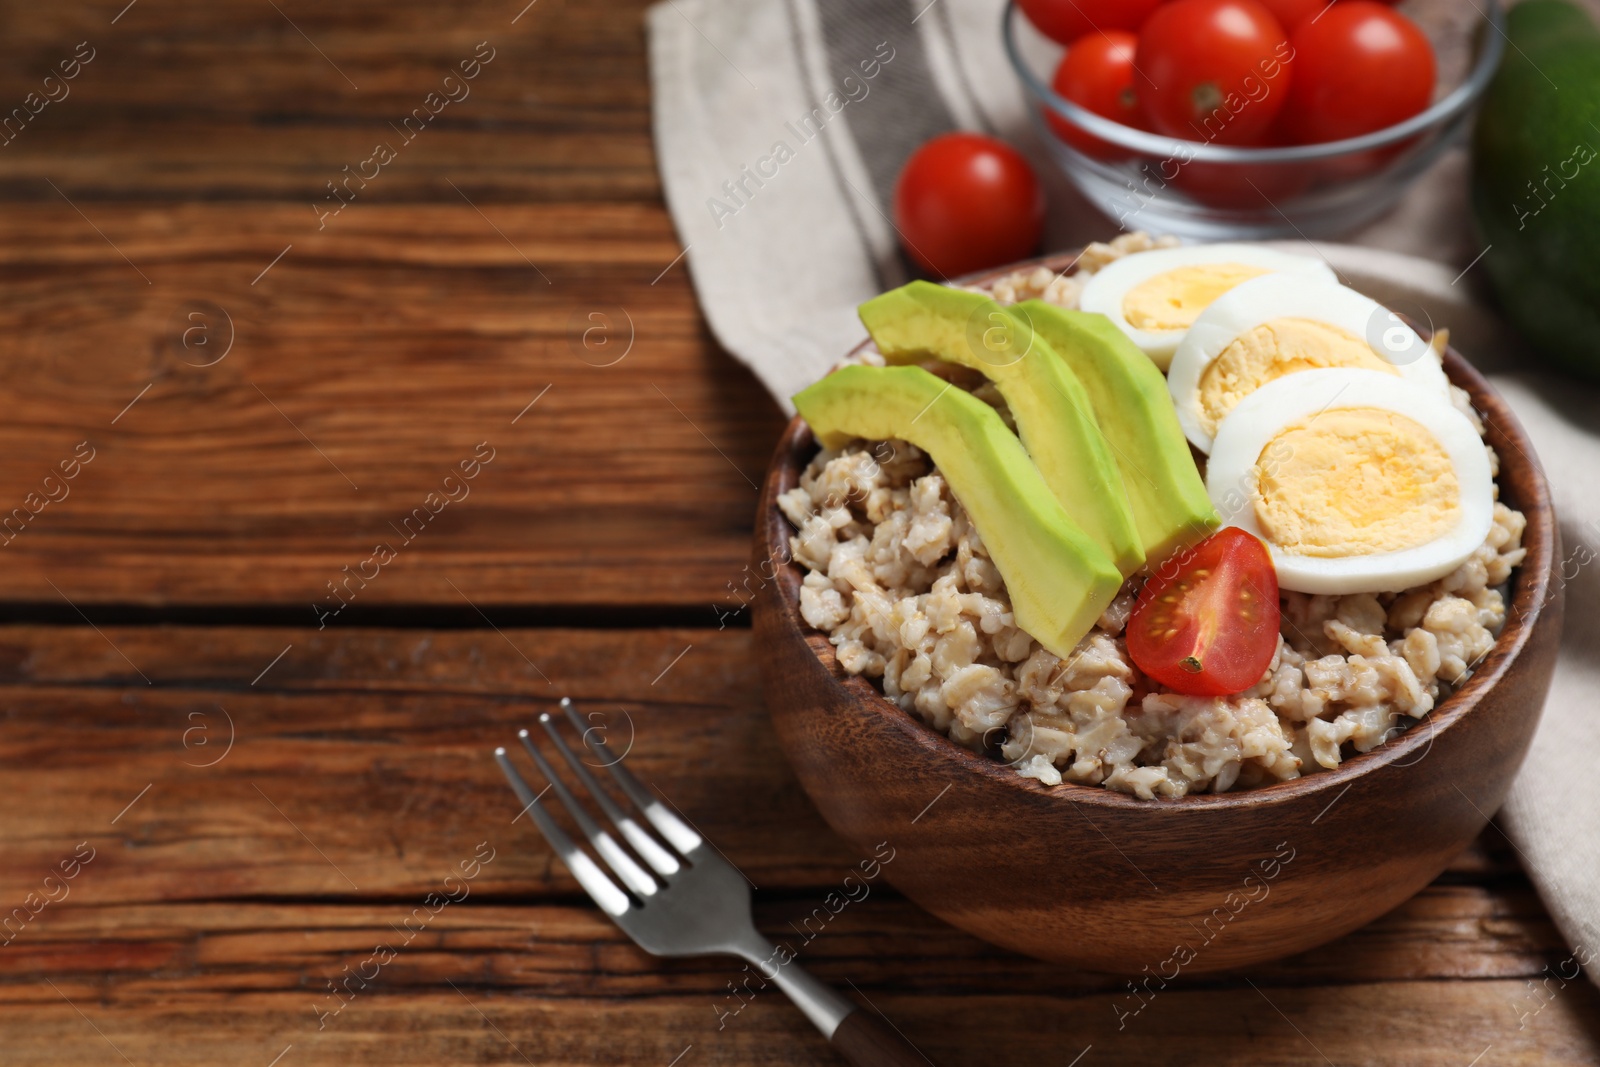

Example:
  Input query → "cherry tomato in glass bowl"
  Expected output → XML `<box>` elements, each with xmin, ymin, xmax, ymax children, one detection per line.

<box><xmin>1126</xmin><ymin>527</ymin><xmax>1281</xmax><ymax>697</ymax></box>
<box><xmin>1017</xmin><ymin>0</ymin><xmax>1164</xmax><ymax>45</ymax></box>
<box><xmin>1254</xmin><ymin>0</ymin><xmax>1324</xmax><ymax>30</ymax></box>
<box><xmin>1169</xmin><ymin>158</ymin><xmax>1312</xmax><ymax>208</ymax></box>
<box><xmin>1135</xmin><ymin>0</ymin><xmax>1293</xmax><ymax>146</ymax></box>
<box><xmin>1279</xmin><ymin>1</ymin><xmax>1436</xmax><ymax>144</ymax></box>
<box><xmin>1045</xmin><ymin>31</ymin><xmax>1143</xmax><ymax>160</ymax></box>
<box><xmin>892</xmin><ymin>133</ymin><xmax>1044</xmax><ymax>279</ymax></box>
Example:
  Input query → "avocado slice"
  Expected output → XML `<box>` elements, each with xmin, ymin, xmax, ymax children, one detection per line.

<box><xmin>859</xmin><ymin>281</ymin><xmax>1145</xmax><ymax>576</ymax></box>
<box><xmin>1017</xmin><ymin>300</ymin><xmax>1219</xmax><ymax>564</ymax></box>
<box><xmin>793</xmin><ymin>364</ymin><xmax>1123</xmax><ymax>660</ymax></box>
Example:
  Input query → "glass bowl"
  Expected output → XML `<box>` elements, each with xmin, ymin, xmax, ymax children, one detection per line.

<box><xmin>1003</xmin><ymin>0</ymin><xmax>1505</xmax><ymax>239</ymax></box>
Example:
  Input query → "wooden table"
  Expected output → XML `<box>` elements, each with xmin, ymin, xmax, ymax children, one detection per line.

<box><xmin>0</xmin><ymin>2</ymin><xmax>1595</xmax><ymax>1063</ymax></box>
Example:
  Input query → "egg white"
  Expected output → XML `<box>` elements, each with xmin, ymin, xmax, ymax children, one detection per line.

<box><xmin>1078</xmin><ymin>244</ymin><xmax>1336</xmax><ymax>370</ymax></box>
<box><xmin>1206</xmin><ymin>368</ymin><xmax>1493</xmax><ymax>595</ymax></box>
<box><xmin>1168</xmin><ymin>274</ymin><xmax>1453</xmax><ymax>454</ymax></box>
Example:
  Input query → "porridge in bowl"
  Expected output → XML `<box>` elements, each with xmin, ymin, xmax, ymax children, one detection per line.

<box><xmin>780</xmin><ymin>235</ymin><xmax>1526</xmax><ymax>799</ymax></box>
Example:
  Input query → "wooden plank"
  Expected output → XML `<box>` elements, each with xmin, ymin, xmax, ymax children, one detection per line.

<box><xmin>0</xmin><ymin>628</ymin><xmax>1593</xmax><ymax>1062</ymax></box>
<box><xmin>0</xmin><ymin>203</ymin><xmax>785</xmax><ymax>610</ymax></box>
<box><xmin>0</xmin><ymin>626</ymin><xmax>1574</xmax><ymax>954</ymax></box>
<box><xmin>0</xmin><ymin>902</ymin><xmax>1595</xmax><ymax>1065</ymax></box>
<box><xmin>0</xmin><ymin>987</ymin><xmax>1593</xmax><ymax>1067</ymax></box>
<box><xmin>0</xmin><ymin>625</ymin><xmax>849</xmax><ymax>903</ymax></box>
<box><xmin>0</xmin><ymin>888</ymin><xmax>1584</xmax><ymax>999</ymax></box>
<box><xmin>0</xmin><ymin>0</ymin><xmax>660</xmax><ymax>203</ymax></box>
<box><xmin>0</xmin><ymin>0</ymin><xmax>787</xmax><ymax>611</ymax></box>
<box><xmin>0</xmin><ymin>620</ymin><xmax>1545</xmax><ymax>905</ymax></box>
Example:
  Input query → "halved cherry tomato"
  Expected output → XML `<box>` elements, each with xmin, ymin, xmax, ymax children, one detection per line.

<box><xmin>1135</xmin><ymin>0</ymin><xmax>1293</xmax><ymax>146</ymax></box>
<box><xmin>892</xmin><ymin>133</ymin><xmax>1044</xmax><ymax>279</ymax></box>
<box><xmin>1017</xmin><ymin>0</ymin><xmax>1164</xmax><ymax>46</ymax></box>
<box><xmin>1127</xmin><ymin>527</ymin><xmax>1280</xmax><ymax>696</ymax></box>
<box><xmin>1046</xmin><ymin>31</ymin><xmax>1143</xmax><ymax>160</ymax></box>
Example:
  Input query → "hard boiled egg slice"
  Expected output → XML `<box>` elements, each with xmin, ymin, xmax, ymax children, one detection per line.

<box><xmin>1168</xmin><ymin>274</ymin><xmax>1452</xmax><ymax>454</ymax></box>
<box><xmin>1078</xmin><ymin>244</ymin><xmax>1335</xmax><ymax>370</ymax></box>
<box><xmin>1206</xmin><ymin>368</ymin><xmax>1493</xmax><ymax>595</ymax></box>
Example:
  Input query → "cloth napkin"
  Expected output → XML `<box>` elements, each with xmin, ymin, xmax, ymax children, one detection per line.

<box><xmin>647</xmin><ymin>0</ymin><xmax>1600</xmax><ymax>984</ymax></box>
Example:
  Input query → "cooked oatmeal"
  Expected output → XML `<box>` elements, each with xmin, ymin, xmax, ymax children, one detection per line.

<box><xmin>784</xmin><ymin>235</ymin><xmax>1528</xmax><ymax>799</ymax></box>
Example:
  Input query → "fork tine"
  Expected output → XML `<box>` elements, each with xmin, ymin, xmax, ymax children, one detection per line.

<box><xmin>539</xmin><ymin>713</ymin><xmax>682</xmax><ymax>877</ymax></box>
<box><xmin>516</xmin><ymin>730</ymin><xmax>660</xmax><ymax>899</ymax></box>
<box><xmin>561</xmin><ymin>698</ymin><xmax>702</xmax><ymax>856</ymax></box>
<box><xmin>494</xmin><ymin>747</ymin><xmax>630</xmax><ymax>917</ymax></box>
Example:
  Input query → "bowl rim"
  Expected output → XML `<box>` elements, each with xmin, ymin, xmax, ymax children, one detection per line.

<box><xmin>758</xmin><ymin>250</ymin><xmax>1557</xmax><ymax>812</ymax></box>
<box><xmin>1001</xmin><ymin>0</ymin><xmax>1507</xmax><ymax>165</ymax></box>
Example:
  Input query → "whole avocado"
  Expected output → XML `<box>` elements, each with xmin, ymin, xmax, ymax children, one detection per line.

<box><xmin>1470</xmin><ymin>0</ymin><xmax>1600</xmax><ymax>381</ymax></box>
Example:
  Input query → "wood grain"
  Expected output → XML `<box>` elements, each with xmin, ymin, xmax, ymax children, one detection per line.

<box><xmin>0</xmin><ymin>0</ymin><xmax>785</xmax><ymax>612</ymax></box>
<box><xmin>0</xmin><ymin>202</ymin><xmax>784</xmax><ymax>611</ymax></box>
<box><xmin>0</xmin><ymin>625</ymin><xmax>1594</xmax><ymax>1065</ymax></box>
<box><xmin>0</xmin><ymin>887</ymin><xmax>1582</xmax><ymax>1000</ymax></box>
<box><xmin>1</xmin><ymin>977</ymin><xmax>1592</xmax><ymax>1067</ymax></box>
<box><xmin>0</xmin><ymin>625</ymin><xmax>853</xmax><ymax>903</ymax></box>
<box><xmin>830</xmin><ymin>1008</ymin><xmax>933</xmax><ymax>1067</ymax></box>
<box><xmin>0</xmin><ymin>0</ymin><xmax>661</xmax><ymax>202</ymax></box>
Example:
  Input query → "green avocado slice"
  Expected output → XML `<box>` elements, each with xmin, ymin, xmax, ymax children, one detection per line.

<box><xmin>1017</xmin><ymin>300</ymin><xmax>1218</xmax><ymax>564</ymax></box>
<box><xmin>793</xmin><ymin>364</ymin><xmax>1123</xmax><ymax>660</ymax></box>
<box><xmin>859</xmin><ymin>281</ymin><xmax>1145</xmax><ymax>576</ymax></box>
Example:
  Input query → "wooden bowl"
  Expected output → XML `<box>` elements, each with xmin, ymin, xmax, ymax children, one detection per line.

<box><xmin>751</xmin><ymin>254</ymin><xmax>1564</xmax><ymax>975</ymax></box>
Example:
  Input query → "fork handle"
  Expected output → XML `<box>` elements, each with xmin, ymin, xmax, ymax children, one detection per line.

<box><xmin>830</xmin><ymin>1006</ymin><xmax>932</xmax><ymax>1067</ymax></box>
<box><xmin>731</xmin><ymin>936</ymin><xmax>933</xmax><ymax>1066</ymax></box>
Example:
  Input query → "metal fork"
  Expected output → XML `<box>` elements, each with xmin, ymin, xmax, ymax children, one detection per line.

<box><xmin>494</xmin><ymin>698</ymin><xmax>931</xmax><ymax>1067</ymax></box>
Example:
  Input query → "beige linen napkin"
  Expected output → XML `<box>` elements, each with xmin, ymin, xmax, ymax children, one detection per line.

<box><xmin>1493</xmin><ymin>376</ymin><xmax>1600</xmax><ymax>988</ymax></box>
<box><xmin>648</xmin><ymin>0</ymin><xmax>1600</xmax><ymax>984</ymax></box>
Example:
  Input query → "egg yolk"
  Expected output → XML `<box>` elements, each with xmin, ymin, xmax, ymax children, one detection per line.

<box><xmin>1121</xmin><ymin>263</ymin><xmax>1270</xmax><ymax>332</ymax></box>
<box><xmin>1254</xmin><ymin>407</ymin><xmax>1460</xmax><ymax>557</ymax></box>
<box><xmin>1197</xmin><ymin>318</ymin><xmax>1398</xmax><ymax>436</ymax></box>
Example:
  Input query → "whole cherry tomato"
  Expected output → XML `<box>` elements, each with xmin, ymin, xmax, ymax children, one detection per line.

<box><xmin>1278</xmin><ymin>1</ymin><xmax>1435</xmax><ymax>144</ymax></box>
<box><xmin>1046</xmin><ymin>31</ymin><xmax>1143</xmax><ymax>159</ymax></box>
<box><xmin>1135</xmin><ymin>0</ymin><xmax>1293</xmax><ymax>146</ymax></box>
<box><xmin>1017</xmin><ymin>0</ymin><xmax>1165</xmax><ymax>45</ymax></box>
<box><xmin>1170</xmin><ymin>159</ymin><xmax>1312</xmax><ymax>208</ymax></box>
<box><xmin>1126</xmin><ymin>527</ymin><xmax>1281</xmax><ymax>696</ymax></box>
<box><xmin>892</xmin><ymin>133</ymin><xmax>1045</xmax><ymax>279</ymax></box>
<box><xmin>1254</xmin><ymin>0</ymin><xmax>1324</xmax><ymax>30</ymax></box>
